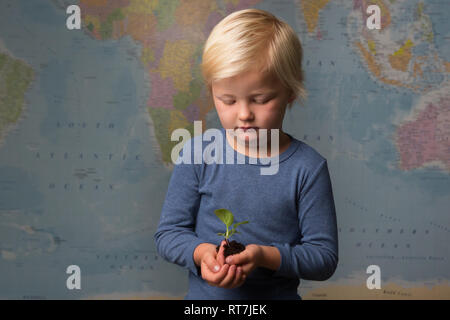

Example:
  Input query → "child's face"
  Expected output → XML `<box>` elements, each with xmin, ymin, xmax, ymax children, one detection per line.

<box><xmin>212</xmin><ymin>69</ymin><xmax>294</xmax><ymax>146</ymax></box>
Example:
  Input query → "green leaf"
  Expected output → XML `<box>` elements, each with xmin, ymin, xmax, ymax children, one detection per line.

<box><xmin>214</xmin><ymin>208</ymin><xmax>234</xmax><ymax>229</ymax></box>
<box><xmin>217</xmin><ymin>233</ymin><xmax>225</xmax><ymax>237</ymax></box>
<box><xmin>232</xmin><ymin>221</ymin><xmax>249</xmax><ymax>228</ymax></box>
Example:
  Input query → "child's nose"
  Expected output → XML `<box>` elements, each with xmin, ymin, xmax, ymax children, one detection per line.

<box><xmin>237</xmin><ymin>101</ymin><xmax>254</xmax><ymax>121</ymax></box>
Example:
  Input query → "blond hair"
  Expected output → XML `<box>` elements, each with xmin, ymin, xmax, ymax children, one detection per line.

<box><xmin>201</xmin><ymin>8</ymin><xmax>307</xmax><ymax>109</ymax></box>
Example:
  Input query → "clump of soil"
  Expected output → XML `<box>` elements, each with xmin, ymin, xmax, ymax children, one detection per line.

<box><xmin>216</xmin><ymin>240</ymin><xmax>245</xmax><ymax>258</ymax></box>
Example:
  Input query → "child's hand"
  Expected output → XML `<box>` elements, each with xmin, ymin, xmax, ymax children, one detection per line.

<box><xmin>197</xmin><ymin>241</ymin><xmax>246</xmax><ymax>289</ymax></box>
<box><xmin>224</xmin><ymin>244</ymin><xmax>263</xmax><ymax>277</ymax></box>
<box><xmin>212</xmin><ymin>240</ymin><xmax>246</xmax><ymax>289</ymax></box>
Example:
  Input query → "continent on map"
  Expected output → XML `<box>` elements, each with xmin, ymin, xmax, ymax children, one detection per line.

<box><xmin>0</xmin><ymin>52</ymin><xmax>34</xmax><ymax>145</ymax></box>
<box><xmin>388</xmin><ymin>39</ymin><xmax>414</xmax><ymax>73</ymax></box>
<box><xmin>79</xmin><ymin>0</ymin><xmax>261</xmax><ymax>166</ymax></box>
<box><xmin>298</xmin><ymin>0</ymin><xmax>331</xmax><ymax>36</ymax></box>
<box><xmin>394</xmin><ymin>89</ymin><xmax>450</xmax><ymax>172</ymax></box>
<box><xmin>350</xmin><ymin>1</ymin><xmax>447</xmax><ymax>93</ymax></box>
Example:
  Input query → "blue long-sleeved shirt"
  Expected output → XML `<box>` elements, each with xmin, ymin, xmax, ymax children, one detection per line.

<box><xmin>154</xmin><ymin>127</ymin><xmax>338</xmax><ymax>299</ymax></box>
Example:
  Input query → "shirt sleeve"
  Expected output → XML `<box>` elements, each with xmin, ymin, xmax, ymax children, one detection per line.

<box><xmin>154</xmin><ymin>142</ymin><xmax>206</xmax><ymax>276</ymax></box>
<box><xmin>271</xmin><ymin>160</ymin><xmax>339</xmax><ymax>281</ymax></box>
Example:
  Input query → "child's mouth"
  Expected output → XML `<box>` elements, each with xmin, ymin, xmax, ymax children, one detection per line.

<box><xmin>237</xmin><ymin>127</ymin><xmax>258</xmax><ymax>132</ymax></box>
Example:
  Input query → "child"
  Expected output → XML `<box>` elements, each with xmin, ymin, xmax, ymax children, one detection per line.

<box><xmin>154</xmin><ymin>8</ymin><xmax>338</xmax><ymax>300</ymax></box>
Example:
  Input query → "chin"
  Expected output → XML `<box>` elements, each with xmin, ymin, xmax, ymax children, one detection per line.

<box><xmin>236</xmin><ymin>133</ymin><xmax>259</xmax><ymax>147</ymax></box>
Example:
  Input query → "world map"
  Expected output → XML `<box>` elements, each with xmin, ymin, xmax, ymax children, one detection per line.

<box><xmin>0</xmin><ymin>0</ymin><xmax>449</xmax><ymax>299</ymax></box>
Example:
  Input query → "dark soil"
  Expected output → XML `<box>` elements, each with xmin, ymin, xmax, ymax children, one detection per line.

<box><xmin>216</xmin><ymin>240</ymin><xmax>245</xmax><ymax>258</ymax></box>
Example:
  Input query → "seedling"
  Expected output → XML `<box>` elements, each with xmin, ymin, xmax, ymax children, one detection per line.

<box><xmin>214</xmin><ymin>208</ymin><xmax>249</xmax><ymax>257</ymax></box>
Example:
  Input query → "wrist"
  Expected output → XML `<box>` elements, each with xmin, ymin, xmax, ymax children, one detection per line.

<box><xmin>258</xmin><ymin>245</ymin><xmax>281</xmax><ymax>271</ymax></box>
<box><xmin>193</xmin><ymin>243</ymin><xmax>216</xmax><ymax>267</ymax></box>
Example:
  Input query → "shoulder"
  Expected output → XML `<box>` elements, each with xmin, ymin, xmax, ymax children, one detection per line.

<box><xmin>284</xmin><ymin>136</ymin><xmax>332</xmax><ymax>200</ymax></box>
<box><xmin>289</xmin><ymin>137</ymin><xmax>327</xmax><ymax>174</ymax></box>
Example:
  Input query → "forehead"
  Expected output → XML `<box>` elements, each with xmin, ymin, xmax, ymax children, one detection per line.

<box><xmin>211</xmin><ymin>70</ymin><xmax>283</xmax><ymax>94</ymax></box>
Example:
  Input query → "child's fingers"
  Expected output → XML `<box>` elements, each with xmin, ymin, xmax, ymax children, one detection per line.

<box><xmin>240</xmin><ymin>263</ymin><xmax>254</xmax><ymax>276</ymax></box>
<box><xmin>226</xmin><ymin>256</ymin><xmax>256</xmax><ymax>278</ymax></box>
<box><xmin>203</xmin><ymin>252</ymin><xmax>221</xmax><ymax>273</ymax></box>
<box><xmin>218</xmin><ymin>264</ymin><xmax>236</xmax><ymax>288</ymax></box>
<box><xmin>216</xmin><ymin>240</ymin><xmax>227</xmax><ymax>266</ymax></box>
<box><xmin>225</xmin><ymin>250</ymin><xmax>248</xmax><ymax>265</ymax></box>
<box><xmin>203</xmin><ymin>263</ymin><xmax>229</xmax><ymax>286</ymax></box>
<box><xmin>230</xmin><ymin>266</ymin><xmax>246</xmax><ymax>289</ymax></box>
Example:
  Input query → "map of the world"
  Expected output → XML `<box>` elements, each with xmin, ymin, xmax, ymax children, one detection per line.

<box><xmin>0</xmin><ymin>0</ymin><xmax>449</xmax><ymax>299</ymax></box>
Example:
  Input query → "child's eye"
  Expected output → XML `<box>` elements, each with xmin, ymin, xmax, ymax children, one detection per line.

<box><xmin>254</xmin><ymin>99</ymin><xmax>269</xmax><ymax>104</ymax></box>
<box><xmin>223</xmin><ymin>101</ymin><xmax>235</xmax><ymax>105</ymax></box>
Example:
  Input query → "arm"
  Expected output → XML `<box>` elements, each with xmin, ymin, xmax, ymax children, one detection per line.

<box><xmin>153</xmin><ymin>144</ymin><xmax>206</xmax><ymax>276</ymax></box>
<box><xmin>271</xmin><ymin>160</ymin><xmax>338</xmax><ymax>281</ymax></box>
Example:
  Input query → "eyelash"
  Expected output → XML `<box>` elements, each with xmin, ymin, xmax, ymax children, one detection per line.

<box><xmin>223</xmin><ymin>99</ymin><xmax>268</xmax><ymax>105</ymax></box>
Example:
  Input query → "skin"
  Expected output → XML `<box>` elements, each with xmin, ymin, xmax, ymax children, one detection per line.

<box><xmin>212</xmin><ymin>69</ymin><xmax>295</xmax><ymax>158</ymax></box>
<box><xmin>194</xmin><ymin>69</ymin><xmax>294</xmax><ymax>288</ymax></box>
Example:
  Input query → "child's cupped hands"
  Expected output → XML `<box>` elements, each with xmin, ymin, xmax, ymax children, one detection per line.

<box><xmin>200</xmin><ymin>240</ymin><xmax>246</xmax><ymax>289</ymax></box>
<box><xmin>200</xmin><ymin>241</ymin><xmax>264</xmax><ymax>289</ymax></box>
